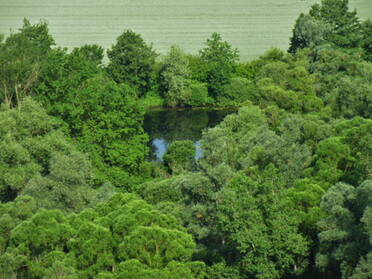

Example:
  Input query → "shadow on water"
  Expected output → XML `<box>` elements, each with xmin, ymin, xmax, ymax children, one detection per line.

<box><xmin>143</xmin><ymin>107</ymin><xmax>237</xmax><ymax>161</ymax></box>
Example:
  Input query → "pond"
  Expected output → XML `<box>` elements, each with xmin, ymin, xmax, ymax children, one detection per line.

<box><xmin>143</xmin><ymin>107</ymin><xmax>237</xmax><ymax>161</ymax></box>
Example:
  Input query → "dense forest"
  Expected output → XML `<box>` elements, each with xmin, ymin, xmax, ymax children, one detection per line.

<box><xmin>0</xmin><ymin>0</ymin><xmax>371</xmax><ymax>278</ymax></box>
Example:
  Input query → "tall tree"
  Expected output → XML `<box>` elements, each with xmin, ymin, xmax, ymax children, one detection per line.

<box><xmin>0</xmin><ymin>98</ymin><xmax>94</xmax><ymax>210</ymax></box>
<box><xmin>106</xmin><ymin>30</ymin><xmax>157</xmax><ymax>97</ymax></box>
<box><xmin>0</xmin><ymin>19</ymin><xmax>54</xmax><ymax>108</ymax></box>
<box><xmin>317</xmin><ymin>180</ymin><xmax>372</xmax><ymax>279</ymax></box>
<box><xmin>199</xmin><ymin>33</ymin><xmax>239</xmax><ymax>100</ymax></box>
<box><xmin>289</xmin><ymin>0</ymin><xmax>362</xmax><ymax>53</ymax></box>
<box><xmin>160</xmin><ymin>44</ymin><xmax>191</xmax><ymax>106</ymax></box>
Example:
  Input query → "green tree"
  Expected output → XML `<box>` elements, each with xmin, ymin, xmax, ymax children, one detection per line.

<box><xmin>0</xmin><ymin>98</ymin><xmax>94</xmax><ymax>210</ymax></box>
<box><xmin>217</xmin><ymin>170</ymin><xmax>308</xmax><ymax>279</ymax></box>
<box><xmin>160</xmin><ymin>44</ymin><xmax>192</xmax><ymax>106</ymax></box>
<box><xmin>199</xmin><ymin>33</ymin><xmax>239</xmax><ymax>100</ymax></box>
<box><xmin>316</xmin><ymin>180</ymin><xmax>372</xmax><ymax>279</ymax></box>
<box><xmin>289</xmin><ymin>13</ymin><xmax>332</xmax><ymax>53</ymax></box>
<box><xmin>310</xmin><ymin>0</ymin><xmax>362</xmax><ymax>48</ymax></box>
<box><xmin>361</xmin><ymin>19</ymin><xmax>372</xmax><ymax>61</ymax></box>
<box><xmin>0</xmin><ymin>19</ymin><xmax>54</xmax><ymax>108</ymax></box>
<box><xmin>106</xmin><ymin>30</ymin><xmax>157</xmax><ymax>97</ymax></box>
<box><xmin>290</xmin><ymin>0</ymin><xmax>362</xmax><ymax>53</ymax></box>
<box><xmin>163</xmin><ymin>140</ymin><xmax>196</xmax><ymax>174</ymax></box>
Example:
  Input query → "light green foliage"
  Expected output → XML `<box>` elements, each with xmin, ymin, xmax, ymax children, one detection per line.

<box><xmin>160</xmin><ymin>44</ymin><xmax>192</xmax><ymax>106</ymax></box>
<box><xmin>0</xmin><ymin>195</ymin><xmax>37</xmax><ymax>255</ymax></box>
<box><xmin>317</xmin><ymin>180</ymin><xmax>372</xmax><ymax>279</ymax></box>
<box><xmin>290</xmin><ymin>0</ymin><xmax>362</xmax><ymax>52</ymax></box>
<box><xmin>206</xmin><ymin>262</ymin><xmax>240</xmax><ymax>279</ymax></box>
<box><xmin>255</xmin><ymin>53</ymin><xmax>323</xmax><ymax>113</ymax></box>
<box><xmin>236</xmin><ymin>48</ymin><xmax>285</xmax><ymax>81</ymax></box>
<box><xmin>107</xmin><ymin>30</ymin><xmax>157</xmax><ymax>97</ymax></box>
<box><xmin>0</xmin><ymin>98</ymin><xmax>94</xmax><ymax>210</ymax></box>
<box><xmin>187</xmin><ymin>81</ymin><xmax>211</xmax><ymax>107</ymax></box>
<box><xmin>285</xmin><ymin>179</ymin><xmax>326</xmax><ymax>235</ymax></box>
<box><xmin>200</xmin><ymin>105</ymin><xmax>266</xmax><ymax>172</ymax></box>
<box><xmin>289</xmin><ymin>13</ymin><xmax>332</xmax><ymax>53</ymax></box>
<box><xmin>217</xmin><ymin>170</ymin><xmax>308</xmax><ymax>278</ymax></box>
<box><xmin>1</xmin><ymin>208</ymin><xmax>73</xmax><ymax>278</ymax></box>
<box><xmin>308</xmin><ymin>47</ymin><xmax>371</xmax><ymax>118</ymax></box>
<box><xmin>0</xmin><ymin>193</ymin><xmax>203</xmax><ymax>278</ymax></box>
<box><xmin>23</xmin><ymin>144</ymin><xmax>94</xmax><ymax>212</ymax></box>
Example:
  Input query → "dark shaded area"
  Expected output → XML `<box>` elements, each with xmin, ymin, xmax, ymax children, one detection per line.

<box><xmin>144</xmin><ymin>107</ymin><xmax>237</xmax><ymax>160</ymax></box>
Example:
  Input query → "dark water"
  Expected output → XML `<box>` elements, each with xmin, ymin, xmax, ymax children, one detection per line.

<box><xmin>143</xmin><ymin>107</ymin><xmax>237</xmax><ymax>160</ymax></box>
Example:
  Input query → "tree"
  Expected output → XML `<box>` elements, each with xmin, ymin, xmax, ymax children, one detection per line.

<box><xmin>0</xmin><ymin>19</ymin><xmax>54</xmax><ymax>108</ymax></box>
<box><xmin>199</xmin><ymin>33</ymin><xmax>239</xmax><ymax>100</ymax></box>
<box><xmin>34</xmin><ymin>45</ymin><xmax>149</xmax><ymax>188</ymax></box>
<box><xmin>0</xmin><ymin>98</ymin><xmax>94</xmax><ymax>211</ymax></box>
<box><xmin>160</xmin><ymin>44</ymin><xmax>192</xmax><ymax>106</ymax></box>
<box><xmin>106</xmin><ymin>30</ymin><xmax>157</xmax><ymax>97</ymax></box>
<box><xmin>289</xmin><ymin>13</ymin><xmax>332</xmax><ymax>53</ymax></box>
<box><xmin>310</xmin><ymin>0</ymin><xmax>362</xmax><ymax>48</ymax></box>
<box><xmin>316</xmin><ymin>180</ymin><xmax>372</xmax><ymax>279</ymax></box>
<box><xmin>289</xmin><ymin>0</ymin><xmax>362</xmax><ymax>53</ymax></box>
<box><xmin>163</xmin><ymin>140</ymin><xmax>196</xmax><ymax>174</ymax></box>
<box><xmin>216</xmin><ymin>170</ymin><xmax>308</xmax><ymax>278</ymax></box>
<box><xmin>361</xmin><ymin>19</ymin><xmax>372</xmax><ymax>61</ymax></box>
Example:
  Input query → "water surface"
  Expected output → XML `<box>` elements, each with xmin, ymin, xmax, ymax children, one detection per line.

<box><xmin>143</xmin><ymin>107</ymin><xmax>237</xmax><ymax>160</ymax></box>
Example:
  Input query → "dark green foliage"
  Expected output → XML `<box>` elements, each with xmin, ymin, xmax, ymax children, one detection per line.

<box><xmin>290</xmin><ymin>0</ymin><xmax>362</xmax><ymax>53</ymax></box>
<box><xmin>220</xmin><ymin>77</ymin><xmax>257</xmax><ymax>104</ymax></box>
<box><xmin>163</xmin><ymin>140</ymin><xmax>196</xmax><ymax>174</ymax></box>
<box><xmin>317</xmin><ymin>180</ymin><xmax>372</xmax><ymax>279</ymax></box>
<box><xmin>34</xmin><ymin>45</ymin><xmax>149</xmax><ymax>188</ymax></box>
<box><xmin>106</xmin><ymin>30</ymin><xmax>157</xmax><ymax>97</ymax></box>
<box><xmin>199</xmin><ymin>33</ymin><xmax>239</xmax><ymax>100</ymax></box>
<box><xmin>0</xmin><ymin>19</ymin><xmax>55</xmax><ymax>108</ymax></box>
<box><xmin>361</xmin><ymin>19</ymin><xmax>372</xmax><ymax>61</ymax></box>
<box><xmin>310</xmin><ymin>0</ymin><xmax>362</xmax><ymax>48</ymax></box>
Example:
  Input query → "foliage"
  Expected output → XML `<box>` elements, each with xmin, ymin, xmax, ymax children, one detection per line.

<box><xmin>33</xmin><ymin>45</ymin><xmax>149</xmax><ymax>188</ymax></box>
<box><xmin>160</xmin><ymin>44</ymin><xmax>192</xmax><ymax>106</ymax></box>
<box><xmin>316</xmin><ymin>180</ymin><xmax>372</xmax><ymax>279</ymax></box>
<box><xmin>0</xmin><ymin>98</ymin><xmax>94</xmax><ymax>210</ymax></box>
<box><xmin>163</xmin><ymin>140</ymin><xmax>196</xmax><ymax>174</ymax></box>
<box><xmin>106</xmin><ymin>30</ymin><xmax>157</xmax><ymax>97</ymax></box>
<box><xmin>290</xmin><ymin>0</ymin><xmax>362</xmax><ymax>53</ymax></box>
<box><xmin>0</xmin><ymin>8</ymin><xmax>371</xmax><ymax>279</ymax></box>
<box><xmin>199</xmin><ymin>33</ymin><xmax>239</xmax><ymax>100</ymax></box>
<box><xmin>0</xmin><ymin>194</ymin><xmax>204</xmax><ymax>278</ymax></box>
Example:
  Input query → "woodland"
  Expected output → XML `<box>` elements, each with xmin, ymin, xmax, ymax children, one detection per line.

<box><xmin>0</xmin><ymin>0</ymin><xmax>371</xmax><ymax>278</ymax></box>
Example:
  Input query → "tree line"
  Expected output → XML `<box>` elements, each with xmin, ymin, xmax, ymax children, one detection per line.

<box><xmin>0</xmin><ymin>0</ymin><xmax>371</xmax><ymax>278</ymax></box>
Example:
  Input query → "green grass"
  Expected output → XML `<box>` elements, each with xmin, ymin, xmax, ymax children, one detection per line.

<box><xmin>0</xmin><ymin>0</ymin><xmax>370</xmax><ymax>61</ymax></box>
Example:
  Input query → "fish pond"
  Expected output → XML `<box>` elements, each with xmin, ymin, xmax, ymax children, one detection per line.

<box><xmin>143</xmin><ymin>107</ymin><xmax>237</xmax><ymax>160</ymax></box>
